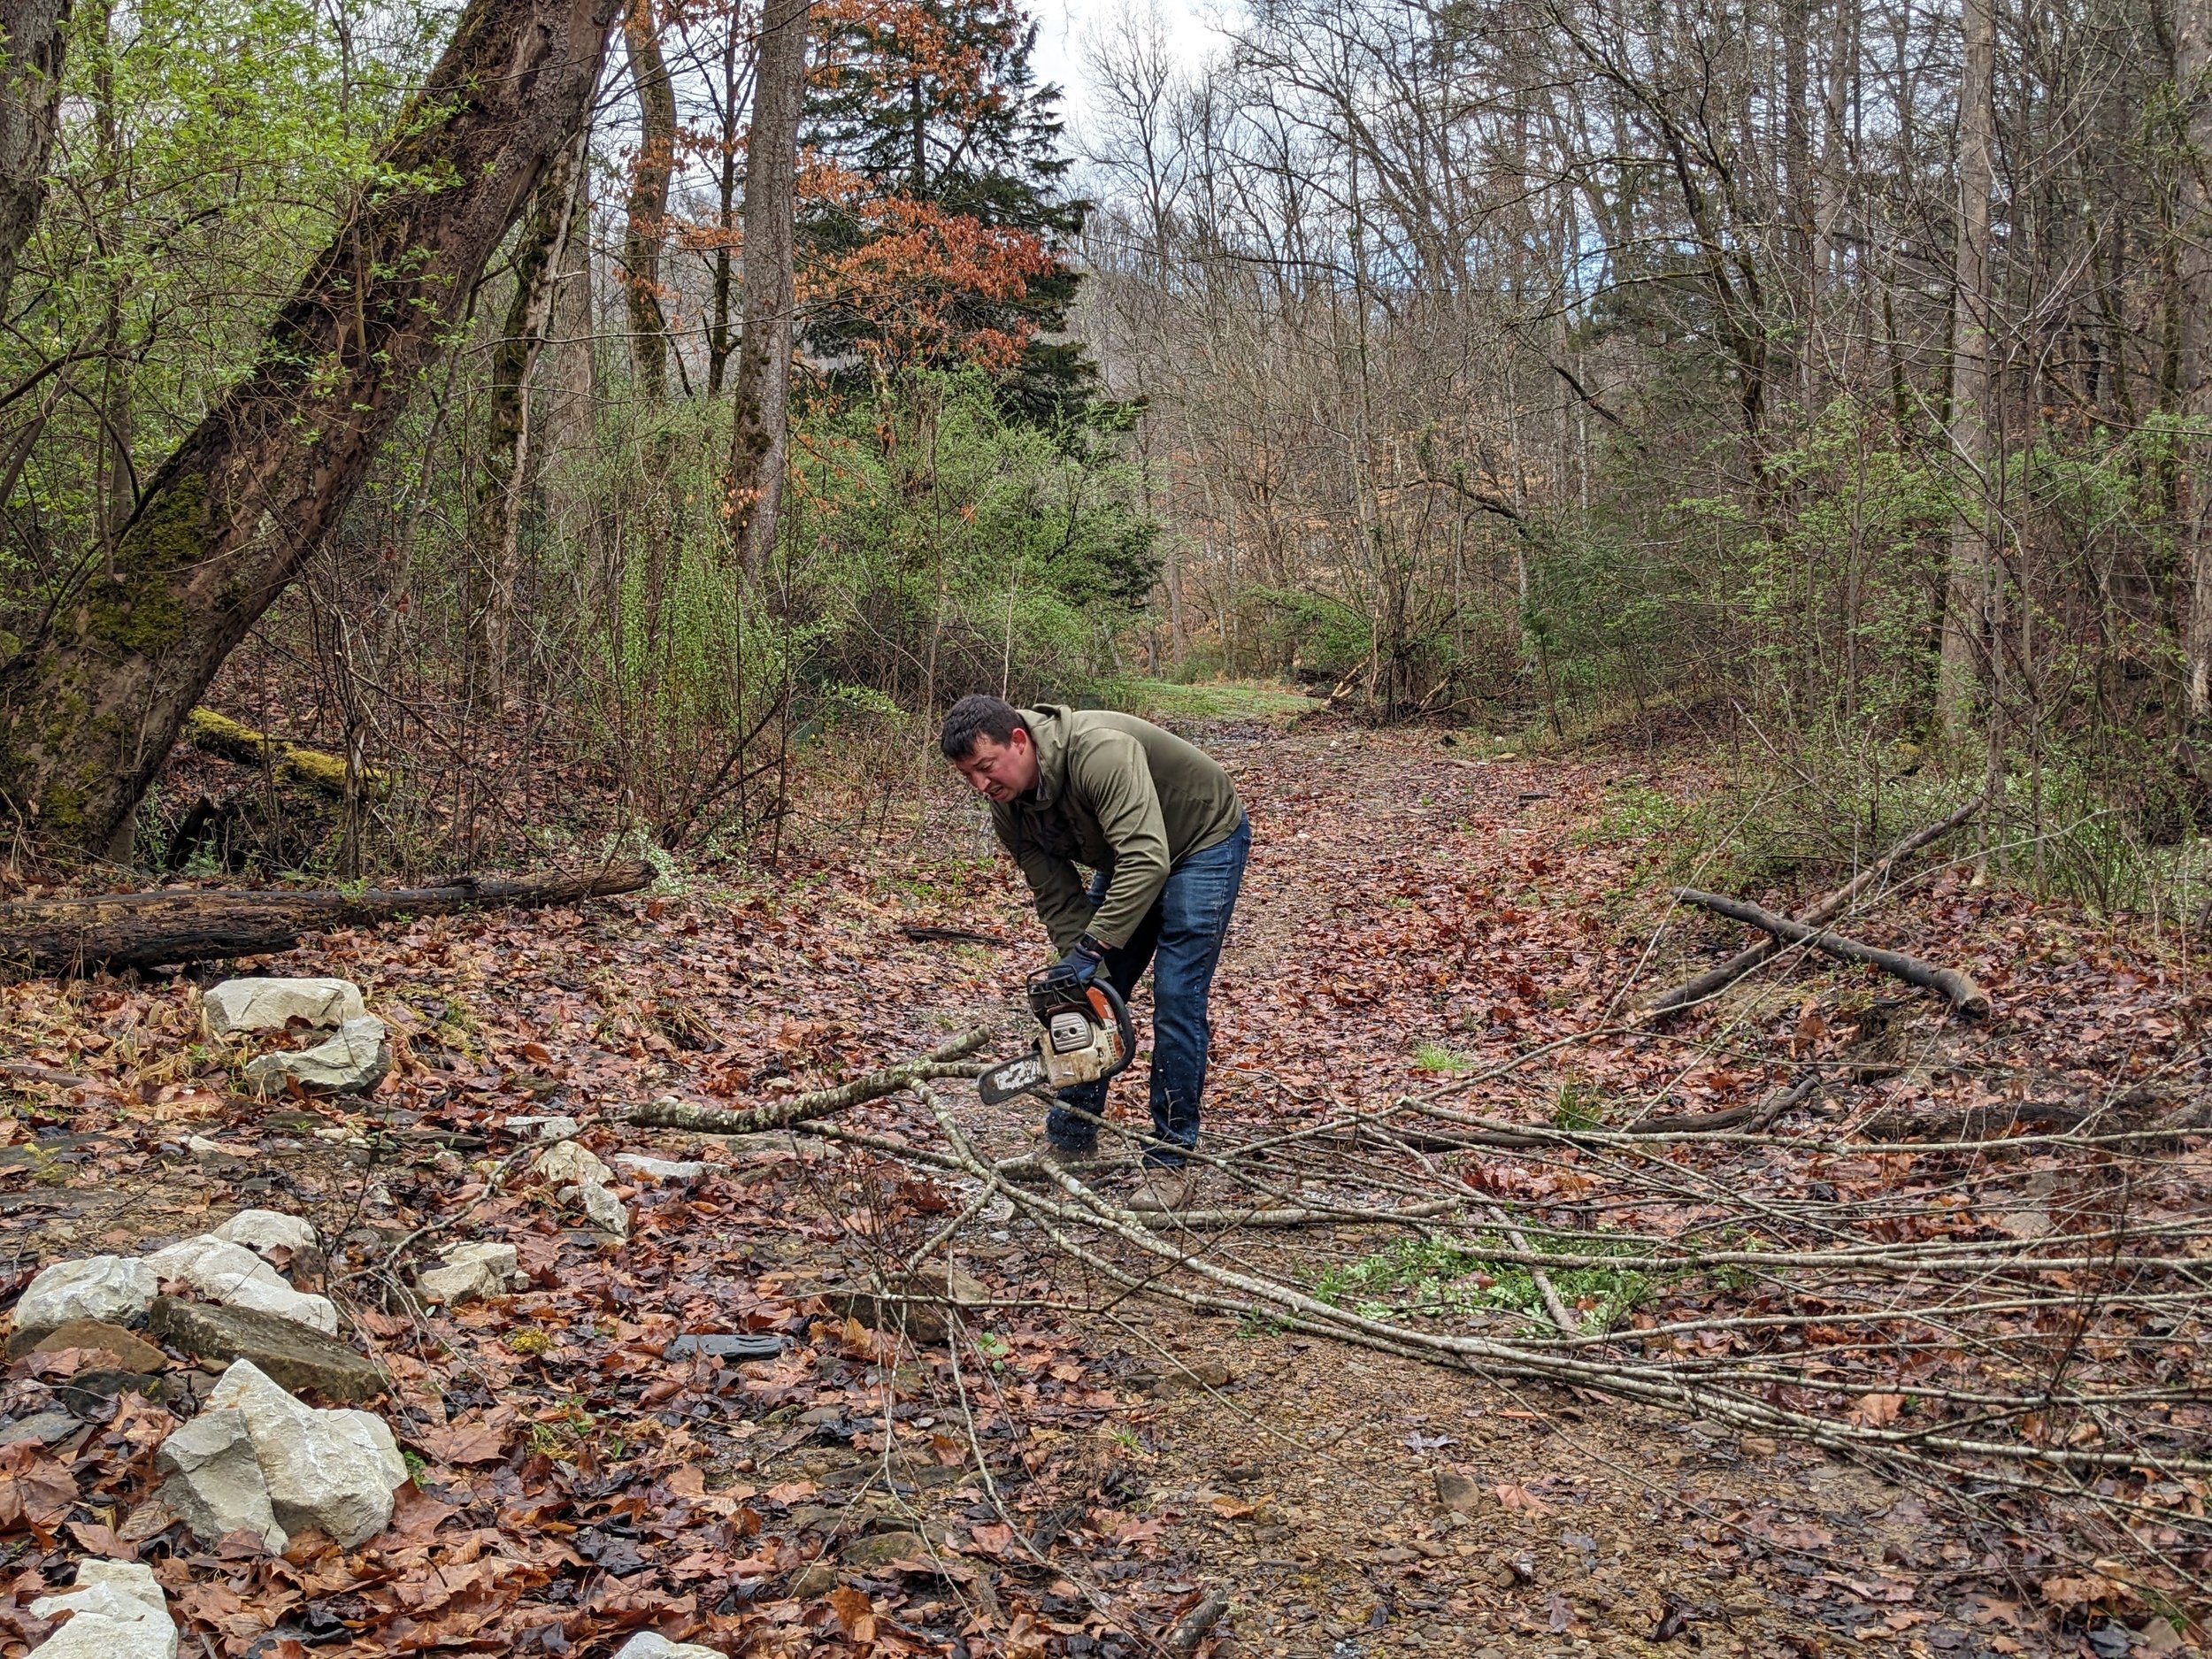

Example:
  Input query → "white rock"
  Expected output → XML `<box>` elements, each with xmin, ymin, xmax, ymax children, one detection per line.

<box><xmin>613</xmin><ymin>1155</ymin><xmax>714</xmax><ymax>1182</ymax></box>
<box><xmin>505</xmin><ymin>1115</ymin><xmax>581</xmax><ymax>1141</ymax></box>
<box><xmin>203</xmin><ymin>978</ymin><xmax>366</xmax><ymax>1038</ymax></box>
<box><xmin>565</xmin><ymin>1181</ymin><xmax>630</xmax><ymax>1239</ymax></box>
<box><xmin>443</xmin><ymin>1241</ymin><xmax>519</xmax><ymax>1278</ymax></box>
<box><xmin>204</xmin><ymin>1361</ymin><xmax>405</xmax><ymax>1548</ymax></box>
<box><xmin>155</xmin><ymin>1409</ymin><xmax>286</xmax><ymax>1553</ymax></box>
<box><xmin>14</xmin><ymin>1256</ymin><xmax>157</xmax><ymax>1337</ymax></box>
<box><xmin>211</xmin><ymin>1210</ymin><xmax>318</xmax><ymax>1256</ymax></box>
<box><xmin>614</xmin><ymin>1634</ymin><xmax>724</xmax><ymax>1659</ymax></box>
<box><xmin>534</xmin><ymin>1140</ymin><xmax>613</xmax><ymax>1187</ymax></box>
<box><xmin>28</xmin><ymin>1559</ymin><xmax>177</xmax><ymax>1659</ymax></box>
<box><xmin>242</xmin><ymin>1017</ymin><xmax>389</xmax><ymax>1097</ymax></box>
<box><xmin>142</xmin><ymin>1235</ymin><xmax>338</xmax><ymax>1336</ymax></box>
<box><xmin>185</xmin><ymin>1135</ymin><xmax>221</xmax><ymax>1156</ymax></box>
<box><xmin>415</xmin><ymin>1252</ymin><xmax>507</xmax><ymax>1307</ymax></box>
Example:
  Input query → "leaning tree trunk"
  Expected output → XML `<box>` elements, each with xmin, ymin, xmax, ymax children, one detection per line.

<box><xmin>0</xmin><ymin>0</ymin><xmax>66</xmax><ymax>318</ymax></box>
<box><xmin>0</xmin><ymin>0</ymin><xmax>622</xmax><ymax>862</ymax></box>
<box><xmin>2180</xmin><ymin>0</ymin><xmax>2212</xmax><ymax>719</ymax></box>
<box><xmin>469</xmin><ymin>135</ymin><xmax>586</xmax><ymax>712</ymax></box>
<box><xmin>621</xmin><ymin>0</ymin><xmax>675</xmax><ymax>403</ymax></box>
<box><xmin>726</xmin><ymin>0</ymin><xmax>810</xmax><ymax>580</ymax></box>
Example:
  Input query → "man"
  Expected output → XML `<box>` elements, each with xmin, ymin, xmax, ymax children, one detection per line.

<box><xmin>941</xmin><ymin>695</ymin><xmax>1250</xmax><ymax>1211</ymax></box>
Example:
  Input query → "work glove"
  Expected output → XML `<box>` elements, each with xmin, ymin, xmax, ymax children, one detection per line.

<box><xmin>1053</xmin><ymin>935</ymin><xmax>1108</xmax><ymax>986</ymax></box>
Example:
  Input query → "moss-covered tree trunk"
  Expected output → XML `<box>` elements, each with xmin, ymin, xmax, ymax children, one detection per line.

<box><xmin>0</xmin><ymin>0</ymin><xmax>621</xmax><ymax>861</ymax></box>
<box><xmin>620</xmin><ymin>0</ymin><xmax>674</xmax><ymax>403</ymax></box>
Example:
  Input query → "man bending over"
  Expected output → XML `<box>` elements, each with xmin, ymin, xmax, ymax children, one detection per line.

<box><xmin>941</xmin><ymin>695</ymin><xmax>1250</xmax><ymax>1212</ymax></box>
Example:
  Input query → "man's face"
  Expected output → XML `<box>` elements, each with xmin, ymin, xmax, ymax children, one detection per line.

<box><xmin>954</xmin><ymin>729</ymin><xmax>1040</xmax><ymax>803</ymax></box>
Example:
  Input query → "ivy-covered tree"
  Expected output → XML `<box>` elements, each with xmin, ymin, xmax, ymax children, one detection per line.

<box><xmin>800</xmin><ymin>0</ymin><xmax>1091</xmax><ymax>419</ymax></box>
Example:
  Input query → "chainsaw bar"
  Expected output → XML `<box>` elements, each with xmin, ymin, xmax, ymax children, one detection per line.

<box><xmin>977</xmin><ymin>1053</ymin><xmax>1052</xmax><ymax>1106</ymax></box>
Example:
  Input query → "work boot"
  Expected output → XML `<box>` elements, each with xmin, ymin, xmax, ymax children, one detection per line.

<box><xmin>1125</xmin><ymin>1164</ymin><xmax>1200</xmax><ymax>1214</ymax></box>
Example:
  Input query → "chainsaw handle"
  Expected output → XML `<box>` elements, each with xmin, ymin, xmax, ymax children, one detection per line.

<box><xmin>1085</xmin><ymin>978</ymin><xmax>1136</xmax><ymax>1084</ymax></box>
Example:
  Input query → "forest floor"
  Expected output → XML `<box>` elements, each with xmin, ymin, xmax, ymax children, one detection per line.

<box><xmin>0</xmin><ymin>713</ymin><xmax>2200</xmax><ymax>1658</ymax></box>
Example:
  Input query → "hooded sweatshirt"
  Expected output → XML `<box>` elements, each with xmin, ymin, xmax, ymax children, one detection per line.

<box><xmin>989</xmin><ymin>705</ymin><xmax>1244</xmax><ymax>953</ymax></box>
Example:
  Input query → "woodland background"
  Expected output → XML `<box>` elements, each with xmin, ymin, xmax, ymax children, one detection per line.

<box><xmin>2</xmin><ymin>0</ymin><xmax>2212</xmax><ymax>915</ymax></box>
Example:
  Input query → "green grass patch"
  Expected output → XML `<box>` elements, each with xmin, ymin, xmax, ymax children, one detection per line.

<box><xmin>1412</xmin><ymin>1041</ymin><xmax>1480</xmax><ymax>1075</ymax></box>
<box><xmin>1092</xmin><ymin>678</ymin><xmax>1320</xmax><ymax>721</ymax></box>
<box><xmin>1313</xmin><ymin>1231</ymin><xmax>1654</xmax><ymax>1333</ymax></box>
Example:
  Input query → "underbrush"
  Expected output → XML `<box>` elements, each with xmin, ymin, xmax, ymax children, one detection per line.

<box><xmin>1314</xmin><ymin>1229</ymin><xmax>1655</xmax><ymax>1334</ymax></box>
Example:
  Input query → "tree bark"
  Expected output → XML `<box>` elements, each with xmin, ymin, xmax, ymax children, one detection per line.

<box><xmin>0</xmin><ymin>862</ymin><xmax>650</xmax><ymax>974</ymax></box>
<box><xmin>469</xmin><ymin>136</ymin><xmax>585</xmax><ymax>711</ymax></box>
<box><xmin>621</xmin><ymin>0</ymin><xmax>675</xmax><ymax>403</ymax></box>
<box><xmin>1937</xmin><ymin>0</ymin><xmax>1997</xmax><ymax>744</ymax></box>
<box><xmin>1669</xmin><ymin>887</ymin><xmax>1993</xmax><ymax>1017</ymax></box>
<box><xmin>2179</xmin><ymin>0</ymin><xmax>2212</xmax><ymax>717</ymax></box>
<box><xmin>0</xmin><ymin>0</ymin><xmax>66</xmax><ymax>317</ymax></box>
<box><xmin>0</xmin><ymin>0</ymin><xmax>622</xmax><ymax>862</ymax></box>
<box><xmin>726</xmin><ymin>0</ymin><xmax>810</xmax><ymax>580</ymax></box>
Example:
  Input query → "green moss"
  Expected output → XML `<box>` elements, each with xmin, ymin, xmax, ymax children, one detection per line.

<box><xmin>85</xmin><ymin>472</ymin><xmax>206</xmax><ymax>658</ymax></box>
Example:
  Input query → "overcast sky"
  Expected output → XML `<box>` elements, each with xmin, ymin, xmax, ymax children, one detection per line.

<box><xmin>1026</xmin><ymin>0</ymin><xmax>1233</xmax><ymax>139</ymax></box>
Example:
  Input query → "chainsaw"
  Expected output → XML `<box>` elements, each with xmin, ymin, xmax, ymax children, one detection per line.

<box><xmin>976</xmin><ymin>964</ymin><xmax>1135</xmax><ymax>1105</ymax></box>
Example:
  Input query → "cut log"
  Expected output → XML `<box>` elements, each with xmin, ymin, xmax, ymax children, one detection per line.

<box><xmin>1669</xmin><ymin>887</ymin><xmax>1991</xmax><ymax>1017</ymax></box>
<box><xmin>1641</xmin><ymin>795</ymin><xmax>1983</xmax><ymax>1019</ymax></box>
<box><xmin>0</xmin><ymin>862</ymin><xmax>650</xmax><ymax>974</ymax></box>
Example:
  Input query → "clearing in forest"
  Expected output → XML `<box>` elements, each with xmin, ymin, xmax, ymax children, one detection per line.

<box><xmin>0</xmin><ymin>717</ymin><xmax>2201</xmax><ymax>1659</ymax></box>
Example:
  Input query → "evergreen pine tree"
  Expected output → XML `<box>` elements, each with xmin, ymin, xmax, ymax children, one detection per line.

<box><xmin>801</xmin><ymin>0</ymin><xmax>1094</xmax><ymax>419</ymax></box>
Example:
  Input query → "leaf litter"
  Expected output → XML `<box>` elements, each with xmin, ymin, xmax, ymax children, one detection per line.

<box><xmin>0</xmin><ymin>719</ymin><xmax>2202</xmax><ymax>1656</ymax></box>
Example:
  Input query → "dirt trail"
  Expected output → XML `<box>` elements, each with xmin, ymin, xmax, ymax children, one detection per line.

<box><xmin>0</xmin><ymin>719</ymin><xmax>2174</xmax><ymax>1657</ymax></box>
<box><xmin>922</xmin><ymin>722</ymin><xmax>2029</xmax><ymax>1659</ymax></box>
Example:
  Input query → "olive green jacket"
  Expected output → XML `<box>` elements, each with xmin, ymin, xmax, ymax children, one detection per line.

<box><xmin>990</xmin><ymin>706</ymin><xmax>1244</xmax><ymax>953</ymax></box>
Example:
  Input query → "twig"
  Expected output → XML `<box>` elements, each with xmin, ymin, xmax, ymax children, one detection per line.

<box><xmin>1168</xmin><ymin>1592</ymin><xmax>1230</xmax><ymax>1655</ymax></box>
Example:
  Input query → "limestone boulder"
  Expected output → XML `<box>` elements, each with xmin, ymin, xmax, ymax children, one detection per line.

<box><xmin>613</xmin><ymin>1155</ymin><xmax>714</xmax><ymax>1182</ymax></box>
<box><xmin>565</xmin><ymin>1181</ymin><xmax>630</xmax><ymax>1239</ymax></box>
<box><xmin>147</xmin><ymin>1298</ymin><xmax>384</xmax><ymax>1403</ymax></box>
<box><xmin>534</xmin><ymin>1140</ymin><xmax>613</xmax><ymax>1187</ymax></box>
<box><xmin>202</xmin><ymin>978</ymin><xmax>366</xmax><ymax>1038</ymax></box>
<box><xmin>155</xmin><ymin>1408</ymin><xmax>286</xmax><ymax>1553</ymax></box>
<box><xmin>142</xmin><ymin>1236</ymin><xmax>338</xmax><ymax>1335</ymax></box>
<box><xmin>204</xmin><ymin>1360</ymin><xmax>405</xmax><ymax>1548</ymax></box>
<box><xmin>28</xmin><ymin>1559</ymin><xmax>177</xmax><ymax>1659</ymax></box>
<box><xmin>211</xmin><ymin>1210</ymin><xmax>318</xmax><ymax>1256</ymax></box>
<box><xmin>415</xmin><ymin>1241</ymin><xmax>517</xmax><ymax>1308</ymax></box>
<box><xmin>242</xmin><ymin>1017</ymin><xmax>389</xmax><ymax>1097</ymax></box>
<box><xmin>13</xmin><ymin>1256</ymin><xmax>157</xmax><ymax>1340</ymax></box>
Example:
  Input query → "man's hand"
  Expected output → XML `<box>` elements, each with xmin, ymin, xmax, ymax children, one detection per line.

<box><xmin>1054</xmin><ymin>935</ymin><xmax>1107</xmax><ymax>985</ymax></box>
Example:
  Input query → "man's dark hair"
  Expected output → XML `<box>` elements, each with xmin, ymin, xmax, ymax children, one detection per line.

<box><xmin>940</xmin><ymin>694</ymin><xmax>1028</xmax><ymax>760</ymax></box>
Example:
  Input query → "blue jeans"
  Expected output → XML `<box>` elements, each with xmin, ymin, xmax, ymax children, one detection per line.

<box><xmin>1046</xmin><ymin>815</ymin><xmax>1250</xmax><ymax>1168</ymax></box>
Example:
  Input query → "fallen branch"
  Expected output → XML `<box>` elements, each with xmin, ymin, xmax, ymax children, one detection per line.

<box><xmin>626</xmin><ymin>1031</ymin><xmax>990</xmax><ymax>1134</ymax></box>
<box><xmin>0</xmin><ymin>861</ymin><xmax>654</xmax><ymax>975</ymax></box>
<box><xmin>182</xmin><ymin>707</ymin><xmax>387</xmax><ymax>799</ymax></box>
<box><xmin>1642</xmin><ymin>796</ymin><xmax>1984</xmax><ymax>1018</ymax></box>
<box><xmin>1669</xmin><ymin>888</ymin><xmax>1991</xmax><ymax>1017</ymax></box>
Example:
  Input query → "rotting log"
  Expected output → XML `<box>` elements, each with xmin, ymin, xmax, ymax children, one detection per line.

<box><xmin>1642</xmin><ymin>795</ymin><xmax>1984</xmax><ymax>1019</ymax></box>
<box><xmin>0</xmin><ymin>861</ymin><xmax>650</xmax><ymax>974</ymax></box>
<box><xmin>626</xmin><ymin>1031</ymin><xmax>989</xmax><ymax>1135</ymax></box>
<box><xmin>1670</xmin><ymin>887</ymin><xmax>1992</xmax><ymax>1016</ymax></box>
<box><xmin>181</xmin><ymin>709</ymin><xmax>385</xmax><ymax>799</ymax></box>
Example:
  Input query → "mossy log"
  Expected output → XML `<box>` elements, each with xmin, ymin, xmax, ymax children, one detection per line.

<box><xmin>181</xmin><ymin>709</ymin><xmax>386</xmax><ymax>798</ymax></box>
<box><xmin>0</xmin><ymin>861</ymin><xmax>651</xmax><ymax>974</ymax></box>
